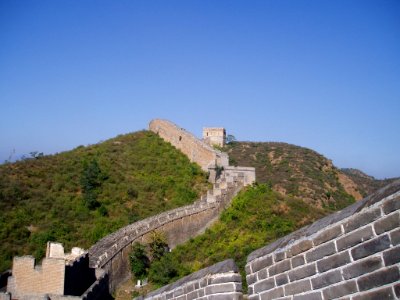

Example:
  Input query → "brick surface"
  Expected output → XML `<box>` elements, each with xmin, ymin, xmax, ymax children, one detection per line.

<box><xmin>288</xmin><ymin>263</ymin><xmax>316</xmax><ymax>282</ymax></box>
<box><xmin>275</xmin><ymin>273</ymin><xmax>288</xmax><ymax>286</ymax></box>
<box><xmin>383</xmin><ymin>245</ymin><xmax>400</xmax><ymax>266</ymax></box>
<box><xmin>351</xmin><ymin>234</ymin><xmax>391</xmax><ymax>260</ymax></box>
<box><xmin>343</xmin><ymin>207</ymin><xmax>381</xmax><ymax>233</ymax></box>
<box><xmin>284</xmin><ymin>279</ymin><xmax>311</xmax><ymax>296</ymax></box>
<box><xmin>254</xmin><ymin>278</ymin><xmax>275</xmax><ymax>294</ymax></box>
<box><xmin>252</xmin><ymin>256</ymin><xmax>273</xmax><ymax>273</ymax></box>
<box><xmin>353</xmin><ymin>286</ymin><xmax>396</xmax><ymax>300</ymax></box>
<box><xmin>291</xmin><ymin>255</ymin><xmax>305</xmax><ymax>268</ymax></box>
<box><xmin>287</xmin><ymin>240</ymin><xmax>313</xmax><ymax>257</ymax></box>
<box><xmin>357</xmin><ymin>266</ymin><xmax>400</xmax><ymax>291</ymax></box>
<box><xmin>208</xmin><ymin>293</ymin><xmax>242</xmax><ymax>300</ymax></box>
<box><xmin>274</xmin><ymin>251</ymin><xmax>286</xmax><ymax>262</ymax></box>
<box><xmin>268</xmin><ymin>259</ymin><xmax>291</xmax><ymax>276</ymax></box>
<box><xmin>382</xmin><ymin>195</ymin><xmax>400</xmax><ymax>214</ymax></box>
<box><xmin>205</xmin><ymin>283</ymin><xmax>236</xmax><ymax>295</ymax></box>
<box><xmin>342</xmin><ymin>256</ymin><xmax>382</xmax><ymax>279</ymax></box>
<box><xmin>322</xmin><ymin>280</ymin><xmax>357</xmax><ymax>300</ymax></box>
<box><xmin>374</xmin><ymin>212</ymin><xmax>399</xmax><ymax>235</ymax></box>
<box><xmin>313</xmin><ymin>225</ymin><xmax>342</xmax><ymax>246</ymax></box>
<box><xmin>306</xmin><ymin>241</ymin><xmax>335</xmax><ymax>262</ymax></box>
<box><xmin>317</xmin><ymin>251</ymin><xmax>351</xmax><ymax>273</ymax></box>
<box><xmin>259</xmin><ymin>287</ymin><xmax>284</xmax><ymax>300</ymax></box>
<box><xmin>247</xmin><ymin>273</ymin><xmax>257</xmax><ymax>285</ymax></box>
<box><xmin>391</xmin><ymin>228</ymin><xmax>400</xmax><ymax>245</ymax></box>
<box><xmin>395</xmin><ymin>282</ymin><xmax>400</xmax><ymax>298</ymax></box>
<box><xmin>311</xmin><ymin>269</ymin><xmax>342</xmax><ymax>289</ymax></box>
<box><xmin>210</xmin><ymin>274</ymin><xmax>242</xmax><ymax>284</ymax></box>
<box><xmin>293</xmin><ymin>291</ymin><xmax>323</xmax><ymax>300</ymax></box>
<box><xmin>336</xmin><ymin>226</ymin><xmax>374</xmax><ymax>251</ymax></box>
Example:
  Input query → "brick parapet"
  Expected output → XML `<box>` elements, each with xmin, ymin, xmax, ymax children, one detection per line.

<box><xmin>245</xmin><ymin>180</ymin><xmax>400</xmax><ymax>300</ymax></box>
<box><xmin>136</xmin><ymin>259</ymin><xmax>243</xmax><ymax>300</ymax></box>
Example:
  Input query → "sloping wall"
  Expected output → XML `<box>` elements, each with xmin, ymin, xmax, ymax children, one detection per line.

<box><xmin>245</xmin><ymin>180</ymin><xmax>400</xmax><ymax>300</ymax></box>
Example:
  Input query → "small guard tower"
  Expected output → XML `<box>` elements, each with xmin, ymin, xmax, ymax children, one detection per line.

<box><xmin>203</xmin><ymin>127</ymin><xmax>226</xmax><ymax>147</ymax></box>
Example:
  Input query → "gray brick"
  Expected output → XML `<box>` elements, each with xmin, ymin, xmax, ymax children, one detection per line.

<box><xmin>383</xmin><ymin>245</ymin><xmax>400</xmax><ymax>266</ymax></box>
<box><xmin>176</xmin><ymin>295</ymin><xmax>186</xmax><ymax>300</ymax></box>
<box><xmin>198</xmin><ymin>289</ymin><xmax>204</xmax><ymax>297</ymax></box>
<box><xmin>343</xmin><ymin>207</ymin><xmax>381</xmax><ymax>233</ymax></box>
<box><xmin>306</xmin><ymin>241</ymin><xmax>335</xmax><ymax>262</ymax></box>
<box><xmin>342</xmin><ymin>256</ymin><xmax>383</xmax><ymax>279</ymax></box>
<box><xmin>274</xmin><ymin>251</ymin><xmax>286</xmax><ymax>262</ymax></box>
<box><xmin>311</xmin><ymin>269</ymin><xmax>342</xmax><ymax>289</ymax></box>
<box><xmin>247</xmin><ymin>273</ymin><xmax>257</xmax><ymax>285</ymax></box>
<box><xmin>351</xmin><ymin>234</ymin><xmax>391</xmax><ymax>260</ymax></box>
<box><xmin>258</xmin><ymin>268</ymin><xmax>268</xmax><ymax>280</ymax></box>
<box><xmin>174</xmin><ymin>288</ymin><xmax>184</xmax><ymax>297</ymax></box>
<box><xmin>251</xmin><ymin>255</ymin><xmax>273</xmax><ymax>273</ymax></box>
<box><xmin>390</xmin><ymin>228</ymin><xmax>400</xmax><ymax>245</ymax></box>
<box><xmin>357</xmin><ymin>266</ymin><xmax>400</xmax><ymax>291</ymax></box>
<box><xmin>374</xmin><ymin>212</ymin><xmax>400</xmax><ymax>235</ymax></box>
<box><xmin>336</xmin><ymin>226</ymin><xmax>374</xmax><ymax>251</ymax></box>
<box><xmin>284</xmin><ymin>279</ymin><xmax>311</xmax><ymax>296</ymax></box>
<box><xmin>293</xmin><ymin>291</ymin><xmax>323</xmax><ymax>300</ymax></box>
<box><xmin>254</xmin><ymin>278</ymin><xmax>275</xmax><ymax>293</ymax></box>
<box><xmin>353</xmin><ymin>287</ymin><xmax>396</xmax><ymax>300</ymax></box>
<box><xmin>248</xmin><ymin>286</ymin><xmax>253</xmax><ymax>295</ymax></box>
<box><xmin>291</xmin><ymin>255</ymin><xmax>305</xmax><ymax>268</ymax></box>
<box><xmin>383</xmin><ymin>195</ymin><xmax>400</xmax><ymax>214</ymax></box>
<box><xmin>210</xmin><ymin>274</ymin><xmax>242</xmax><ymax>284</ymax></box>
<box><xmin>322</xmin><ymin>280</ymin><xmax>357</xmax><ymax>300</ymax></box>
<box><xmin>208</xmin><ymin>293</ymin><xmax>242</xmax><ymax>300</ymax></box>
<box><xmin>275</xmin><ymin>273</ymin><xmax>288</xmax><ymax>286</ymax></box>
<box><xmin>187</xmin><ymin>290</ymin><xmax>198</xmax><ymax>300</ymax></box>
<box><xmin>313</xmin><ymin>225</ymin><xmax>342</xmax><ymax>246</ymax></box>
<box><xmin>395</xmin><ymin>282</ymin><xmax>400</xmax><ymax>297</ymax></box>
<box><xmin>317</xmin><ymin>251</ymin><xmax>351</xmax><ymax>273</ymax></box>
<box><xmin>260</xmin><ymin>287</ymin><xmax>284</xmax><ymax>300</ymax></box>
<box><xmin>184</xmin><ymin>283</ymin><xmax>195</xmax><ymax>293</ymax></box>
<box><xmin>287</xmin><ymin>240</ymin><xmax>313</xmax><ymax>257</ymax></box>
<box><xmin>245</xmin><ymin>264</ymin><xmax>252</xmax><ymax>274</ymax></box>
<box><xmin>205</xmin><ymin>283</ymin><xmax>235</xmax><ymax>295</ymax></box>
<box><xmin>268</xmin><ymin>259</ymin><xmax>291</xmax><ymax>276</ymax></box>
<box><xmin>288</xmin><ymin>263</ymin><xmax>316</xmax><ymax>282</ymax></box>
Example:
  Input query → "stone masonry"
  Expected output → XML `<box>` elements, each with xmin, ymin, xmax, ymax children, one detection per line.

<box><xmin>203</xmin><ymin>127</ymin><xmax>226</xmax><ymax>148</ymax></box>
<box><xmin>245</xmin><ymin>179</ymin><xmax>400</xmax><ymax>300</ymax></box>
<box><xmin>137</xmin><ymin>259</ymin><xmax>243</xmax><ymax>300</ymax></box>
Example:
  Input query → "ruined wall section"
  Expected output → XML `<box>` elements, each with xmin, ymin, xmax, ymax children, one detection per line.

<box><xmin>137</xmin><ymin>259</ymin><xmax>243</xmax><ymax>300</ymax></box>
<box><xmin>245</xmin><ymin>180</ymin><xmax>400</xmax><ymax>300</ymax></box>
<box><xmin>149</xmin><ymin>119</ymin><xmax>229</xmax><ymax>170</ymax></box>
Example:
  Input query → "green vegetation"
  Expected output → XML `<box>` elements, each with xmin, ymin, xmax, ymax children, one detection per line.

<box><xmin>0</xmin><ymin>131</ymin><xmax>209</xmax><ymax>272</ymax></box>
<box><xmin>224</xmin><ymin>142</ymin><xmax>356</xmax><ymax>210</ymax></box>
<box><xmin>146</xmin><ymin>184</ymin><xmax>327</xmax><ymax>290</ymax></box>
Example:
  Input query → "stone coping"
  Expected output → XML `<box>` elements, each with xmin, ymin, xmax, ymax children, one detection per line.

<box><xmin>247</xmin><ymin>179</ymin><xmax>400</xmax><ymax>262</ymax></box>
<box><xmin>144</xmin><ymin>259</ymin><xmax>239</xmax><ymax>298</ymax></box>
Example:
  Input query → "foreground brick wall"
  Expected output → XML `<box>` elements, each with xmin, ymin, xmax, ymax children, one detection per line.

<box><xmin>245</xmin><ymin>180</ymin><xmax>400</xmax><ymax>300</ymax></box>
<box><xmin>137</xmin><ymin>259</ymin><xmax>243</xmax><ymax>300</ymax></box>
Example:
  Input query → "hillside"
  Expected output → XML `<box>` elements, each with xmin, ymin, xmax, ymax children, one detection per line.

<box><xmin>225</xmin><ymin>142</ymin><xmax>358</xmax><ymax>211</ymax></box>
<box><xmin>341</xmin><ymin>168</ymin><xmax>399</xmax><ymax>197</ymax></box>
<box><xmin>0</xmin><ymin>131</ymin><xmax>209</xmax><ymax>272</ymax></box>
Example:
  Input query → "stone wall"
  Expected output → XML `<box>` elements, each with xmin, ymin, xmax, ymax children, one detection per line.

<box><xmin>245</xmin><ymin>180</ymin><xmax>400</xmax><ymax>300</ymax></box>
<box><xmin>89</xmin><ymin>171</ymin><xmax>245</xmax><ymax>291</ymax></box>
<box><xmin>149</xmin><ymin>119</ymin><xmax>229</xmax><ymax>170</ymax></box>
<box><xmin>137</xmin><ymin>259</ymin><xmax>243</xmax><ymax>300</ymax></box>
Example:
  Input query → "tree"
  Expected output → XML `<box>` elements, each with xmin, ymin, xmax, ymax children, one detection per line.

<box><xmin>80</xmin><ymin>159</ymin><xmax>103</xmax><ymax>209</ymax></box>
<box><xmin>226</xmin><ymin>134</ymin><xmax>236</xmax><ymax>144</ymax></box>
<box><xmin>130</xmin><ymin>243</ymin><xmax>150</xmax><ymax>279</ymax></box>
<box><xmin>149</xmin><ymin>231</ymin><xmax>169</xmax><ymax>261</ymax></box>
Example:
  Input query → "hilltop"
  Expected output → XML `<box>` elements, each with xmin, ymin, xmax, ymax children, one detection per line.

<box><xmin>0</xmin><ymin>131</ymin><xmax>209</xmax><ymax>272</ymax></box>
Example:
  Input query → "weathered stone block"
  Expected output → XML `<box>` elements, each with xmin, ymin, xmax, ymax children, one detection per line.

<box><xmin>291</xmin><ymin>255</ymin><xmax>305</xmax><ymax>268</ymax></box>
<box><xmin>287</xmin><ymin>240</ymin><xmax>313</xmax><ymax>257</ymax></box>
<box><xmin>173</xmin><ymin>288</ymin><xmax>184</xmax><ymax>297</ymax></box>
<box><xmin>257</xmin><ymin>268</ymin><xmax>268</xmax><ymax>280</ymax></box>
<box><xmin>317</xmin><ymin>251</ymin><xmax>351</xmax><ymax>273</ymax></box>
<box><xmin>284</xmin><ymin>279</ymin><xmax>311</xmax><ymax>296</ymax></box>
<box><xmin>390</xmin><ymin>228</ymin><xmax>400</xmax><ymax>245</ymax></box>
<box><xmin>288</xmin><ymin>263</ymin><xmax>316</xmax><ymax>282</ymax></box>
<box><xmin>205</xmin><ymin>283</ymin><xmax>236</xmax><ymax>295</ymax></box>
<box><xmin>395</xmin><ymin>282</ymin><xmax>400</xmax><ymax>298</ymax></box>
<box><xmin>251</xmin><ymin>255</ymin><xmax>273</xmax><ymax>273</ymax></box>
<box><xmin>207</xmin><ymin>293</ymin><xmax>242</xmax><ymax>300</ymax></box>
<box><xmin>336</xmin><ymin>226</ymin><xmax>374</xmax><ymax>251</ymax></box>
<box><xmin>311</xmin><ymin>269</ymin><xmax>342</xmax><ymax>289</ymax></box>
<box><xmin>274</xmin><ymin>251</ymin><xmax>286</xmax><ymax>262</ymax></box>
<box><xmin>186</xmin><ymin>290</ymin><xmax>198</xmax><ymax>300</ymax></box>
<box><xmin>259</xmin><ymin>287</ymin><xmax>284</xmax><ymax>300</ymax></box>
<box><xmin>247</xmin><ymin>273</ymin><xmax>258</xmax><ymax>285</ymax></box>
<box><xmin>383</xmin><ymin>246</ymin><xmax>400</xmax><ymax>266</ymax></box>
<box><xmin>357</xmin><ymin>266</ymin><xmax>400</xmax><ymax>291</ymax></box>
<box><xmin>342</xmin><ymin>256</ymin><xmax>382</xmax><ymax>279</ymax></box>
<box><xmin>268</xmin><ymin>259</ymin><xmax>291</xmax><ymax>276</ymax></box>
<box><xmin>382</xmin><ymin>195</ymin><xmax>400</xmax><ymax>214</ymax></box>
<box><xmin>253</xmin><ymin>278</ymin><xmax>275</xmax><ymax>293</ymax></box>
<box><xmin>351</xmin><ymin>234</ymin><xmax>390</xmax><ymax>260</ymax></box>
<box><xmin>184</xmin><ymin>283</ymin><xmax>195</xmax><ymax>293</ymax></box>
<box><xmin>293</xmin><ymin>291</ymin><xmax>323</xmax><ymax>300</ymax></box>
<box><xmin>210</xmin><ymin>274</ymin><xmax>242</xmax><ymax>284</ymax></box>
<box><xmin>343</xmin><ymin>207</ymin><xmax>381</xmax><ymax>233</ymax></box>
<box><xmin>353</xmin><ymin>286</ymin><xmax>396</xmax><ymax>300</ymax></box>
<box><xmin>374</xmin><ymin>212</ymin><xmax>400</xmax><ymax>235</ymax></box>
<box><xmin>322</xmin><ymin>280</ymin><xmax>357</xmax><ymax>300</ymax></box>
<box><xmin>313</xmin><ymin>225</ymin><xmax>342</xmax><ymax>246</ymax></box>
<box><xmin>275</xmin><ymin>273</ymin><xmax>288</xmax><ymax>286</ymax></box>
<box><xmin>305</xmin><ymin>241</ymin><xmax>335</xmax><ymax>262</ymax></box>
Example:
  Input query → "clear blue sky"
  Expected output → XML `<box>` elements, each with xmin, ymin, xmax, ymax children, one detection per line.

<box><xmin>1</xmin><ymin>1</ymin><xmax>399</xmax><ymax>179</ymax></box>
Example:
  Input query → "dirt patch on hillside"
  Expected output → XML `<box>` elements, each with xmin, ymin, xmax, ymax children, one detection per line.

<box><xmin>338</xmin><ymin>172</ymin><xmax>363</xmax><ymax>200</ymax></box>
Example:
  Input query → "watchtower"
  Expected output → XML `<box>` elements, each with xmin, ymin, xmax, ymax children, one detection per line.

<box><xmin>203</xmin><ymin>127</ymin><xmax>226</xmax><ymax>147</ymax></box>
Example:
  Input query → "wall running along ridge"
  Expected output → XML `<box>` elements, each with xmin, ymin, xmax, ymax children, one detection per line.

<box><xmin>245</xmin><ymin>179</ymin><xmax>400</xmax><ymax>300</ymax></box>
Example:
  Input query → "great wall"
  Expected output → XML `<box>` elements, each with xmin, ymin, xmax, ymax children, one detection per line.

<box><xmin>1</xmin><ymin>119</ymin><xmax>399</xmax><ymax>300</ymax></box>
